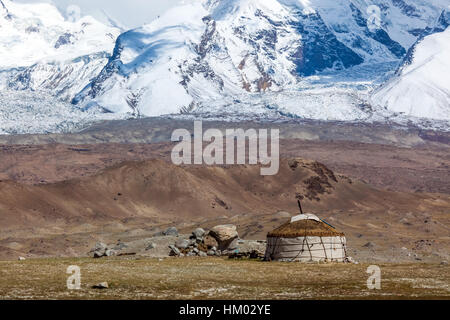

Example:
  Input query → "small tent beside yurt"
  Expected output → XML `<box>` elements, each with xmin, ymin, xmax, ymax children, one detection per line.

<box><xmin>264</xmin><ymin>213</ymin><xmax>348</xmax><ymax>262</ymax></box>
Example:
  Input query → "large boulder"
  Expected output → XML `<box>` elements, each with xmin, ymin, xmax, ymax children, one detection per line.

<box><xmin>209</xmin><ymin>225</ymin><xmax>239</xmax><ymax>251</ymax></box>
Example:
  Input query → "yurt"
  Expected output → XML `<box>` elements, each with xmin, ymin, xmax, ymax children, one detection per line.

<box><xmin>264</xmin><ymin>213</ymin><xmax>348</xmax><ymax>262</ymax></box>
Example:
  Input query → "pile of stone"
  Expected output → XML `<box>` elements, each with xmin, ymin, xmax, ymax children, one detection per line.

<box><xmin>169</xmin><ymin>225</ymin><xmax>239</xmax><ymax>257</ymax></box>
<box><xmin>90</xmin><ymin>242</ymin><xmax>117</xmax><ymax>258</ymax></box>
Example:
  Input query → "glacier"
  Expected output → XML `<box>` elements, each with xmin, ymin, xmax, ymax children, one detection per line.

<box><xmin>0</xmin><ymin>90</ymin><xmax>127</xmax><ymax>135</ymax></box>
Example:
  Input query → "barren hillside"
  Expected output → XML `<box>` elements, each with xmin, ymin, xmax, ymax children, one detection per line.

<box><xmin>0</xmin><ymin>158</ymin><xmax>448</xmax><ymax>261</ymax></box>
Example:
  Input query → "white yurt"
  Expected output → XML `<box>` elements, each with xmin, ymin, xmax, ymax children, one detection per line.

<box><xmin>264</xmin><ymin>213</ymin><xmax>348</xmax><ymax>262</ymax></box>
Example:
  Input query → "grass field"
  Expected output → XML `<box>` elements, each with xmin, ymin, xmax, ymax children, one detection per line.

<box><xmin>0</xmin><ymin>257</ymin><xmax>449</xmax><ymax>300</ymax></box>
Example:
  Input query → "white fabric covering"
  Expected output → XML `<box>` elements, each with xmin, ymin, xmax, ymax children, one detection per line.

<box><xmin>290</xmin><ymin>213</ymin><xmax>320</xmax><ymax>223</ymax></box>
<box><xmin>265</xmin><ymin>236</ymin><xmax>347</xmax><ymax>262</ymax></box>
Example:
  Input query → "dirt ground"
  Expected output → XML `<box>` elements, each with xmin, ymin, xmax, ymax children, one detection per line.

<box><xmin>0</xmin><ymin>257</ymin><xmax>448</xmax><ymax>300</ymax></box>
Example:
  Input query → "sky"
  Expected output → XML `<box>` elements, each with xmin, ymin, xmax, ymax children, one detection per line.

<box><xmin>15</xmin><ymin>0</ymin><xmax>182</xmax><ymax>29</ymax></box>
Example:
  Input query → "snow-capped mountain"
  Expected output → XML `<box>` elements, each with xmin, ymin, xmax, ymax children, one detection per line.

<box><xmin>72</xmin><ymin>0</ymin><xmax>449</xmax><ymax>122</ymax></box>
<box><xmin>1</xmin><ymin>0</ymin><xmax>449</xmax><ymax>134</ymax></box>
<box><xmin>0</xmin><ymin>0</ymin><xmax>120</xmax><ymax>101</ymax></box>
<box><xmin>371</xmin><ymin>27</ymin><xmax>450</xmax><ymax>121</ymax></box>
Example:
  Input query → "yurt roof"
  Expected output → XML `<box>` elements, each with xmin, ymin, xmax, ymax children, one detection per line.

<box><xmin>267</xmin><ymin>214</ymin><xmax>344</xmax><ymax>238</ymax></box>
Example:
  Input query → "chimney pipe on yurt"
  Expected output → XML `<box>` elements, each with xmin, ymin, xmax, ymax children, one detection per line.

<box><xmin>264</xmin><ymin>199</ymin><xmax>348</xmax><ymax>263</ymax></box>
<box><xmin>297</xmin><ymin>200</ymin><xmax>303</xmax><ymax>215</ymax></box>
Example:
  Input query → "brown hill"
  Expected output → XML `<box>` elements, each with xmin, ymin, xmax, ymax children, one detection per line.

<box><xmin>0</xmin><ymin>157</ymin><xmax>444</xmax><ymax>227</ymax></box>
<box><xmin>0</xmin><ymin>158</ymin><xmax>449</xmax><ymax>261</ymax></box>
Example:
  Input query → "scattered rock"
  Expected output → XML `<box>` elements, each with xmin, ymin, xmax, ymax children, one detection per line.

<box><xmin>105</xmin><ymin>249</ymin><xmax>116</xmax><ymax>257</ymax></box>
<box><xmin>163</xmin><ymin>227</ymin><xmax>178</xmax><ymax>236</ymax></box>
<box><xmin>175</xmin><ymin>239</ymin><xmax>190</xmax><ymax>250</ymax></box>
<box><xmin>229</xmin><ymin>249</ymin><xmax>264</xmax><ymax>260</ymax></box>
<box><xmin>441</xmin><ymin>261</ymin><xmax>448</xmax><ymax>265</ymax></box>
<box><xmin>169</xmin><ymin>245</ymin><xmax>181</xmax><ymax>256</ymax></box>
<box><xmin>94</xmin><ymin>251</ymin><xmax>105</xmax><ymax>258</ymax></box>
<box><xmin>207</xmin><ymin>250</ymin><xmax>216</xmax><ymax>256</ymax></box>
<box><xmin>363</xmin><ymin>242</ymin><xmax>376</xmax><ymax>249</ymax></box>
<box><xmin>92</xmin><ymin>242</ymin><xmax>108</xmax><ymax>258</ymax></box>
<box><xmin>192</xmin><ymin>228</ymin><xmax>206</xmax><ymax>239</ymax></box>
<box><xmin>345</xmin><ymin>256</ymin><xmax>358</xmax><ymax>264</ymax></box>
<box><xmin>113</xmin><ymin>241</ymin><xmax>128</xmax><ymax>251</ymax></box>
<box><xmin>198</xmin><ymin>251</ymin><xmax>207</xmax><ymax>257</ymax></box>
<box><xmin>92</xmin><ymin>282</ymin><xmax>109</xmax><ymax>289</ymax></box>
<box><xmin>93</xmin><ymin>242</ymin><xmax>107</xmax><ymax>252</ymax></box>
<box><xmin>145</xmin><ymin>243</ymin><xmax>157</xmax><ymax>251</ymax></box>
<box><xmin>18</xmin><ymin>256</ymin><xmax>26</xmax><ymax>261</ymax></box>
